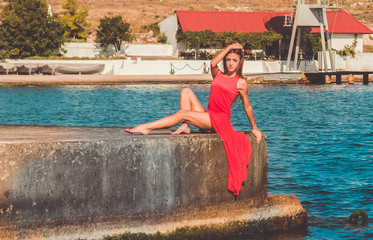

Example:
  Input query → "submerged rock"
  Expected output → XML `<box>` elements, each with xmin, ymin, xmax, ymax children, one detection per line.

<box><xmin>348</xmin><ymin>209</ymin><xmax>369</xmax><ymax>224</ymax></box>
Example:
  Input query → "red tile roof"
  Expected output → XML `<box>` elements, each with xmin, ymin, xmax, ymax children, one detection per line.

<box><xmin>312</xmin><ymin>10</ymin><xmax>373</xmax><ymax>34</ymax></box>
<box><xmin>176</xmin><ymin>10</ymin><xmax>373</xmax><ymax>34</ymax></box>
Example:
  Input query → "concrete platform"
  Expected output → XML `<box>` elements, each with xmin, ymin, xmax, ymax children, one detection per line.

<box><xmin>0</xmin><ymin>125</ymin><xmax>306</xmax><ymax>239</ymax></box>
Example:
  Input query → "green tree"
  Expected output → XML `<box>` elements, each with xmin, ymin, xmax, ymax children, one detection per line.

<box><xmin>176</xmin><ymin>28</ymin><xmax>200</xmax><ymax>49</ymax></box>
<box><xmin>96</xmin><ymin>14</ymin><xmax>134</xmax><ymax>57</ymax></box>
<box><xmin>59</xmin><ymin>0</ymin><xmax>90</xmax><ymax>40</ymax></box>
<box><xmin>177</xmin><ymin>29</ymin><xmax>282</xmax><ymax>51</ymax></box>
<box><xmin>216</xmin><ymin>31</ymin><xmax>236</xmax><ymax>46</ymax></box>
<box><xmin>0</xmin><ymin>0</ymin><xmax>65</xmax><ymax>59</ymax></box>
<box><xmin>199</xmin><ymin>30</ymin><xmax>218</xmax><ymax>48</ymax></box>
<box><xmin>233</xmin><ymin>32</ymin><xmax>262</xmax><ymax>49</ymax></box>
<box><xmin>262</xmin><ymin>29</ymin><xmax>283</xmax><ymax>47</ymax></box>
<box><xmin>158</xmin><ymin>33</ymin><xmax>168</xmax><ymax>44</ymax></box>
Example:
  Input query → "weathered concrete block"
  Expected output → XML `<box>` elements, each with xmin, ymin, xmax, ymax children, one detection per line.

<box><xmin>0</xmin><ymin>125</ymin><xmax>267</xmax><ymax>223</ymax></box>
<box><xmin>0</xmin><ymin>125</ymin><xmax>308</xmax><ymax>240</ymax></box>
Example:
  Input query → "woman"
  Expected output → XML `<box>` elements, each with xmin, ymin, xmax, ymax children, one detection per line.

<box><xmin>125</xmin><ymin>42</ymin><xmax>262</xmax><ymax>196</ymax></box>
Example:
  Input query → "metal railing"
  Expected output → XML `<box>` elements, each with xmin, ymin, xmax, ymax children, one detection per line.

<box><xmin>170</xmin><ymin>62</ymin><xmax>210</xmax><ymax>75</ymax></box>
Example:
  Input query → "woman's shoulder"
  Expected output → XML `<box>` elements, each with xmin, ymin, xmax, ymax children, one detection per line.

<box><xmin>237</xmin><ymin>77</ymin><xmax>247</xmax><ymax>85</ymax></box>
<box><xmin>212</xmin><ymin>70</ymin><xmax>223</xmax><ymax>79</ymax></box>
<box><xmin>237</xmin><ymin>77</ymin><xmax>248</xmax><ymax>91</ymax></box>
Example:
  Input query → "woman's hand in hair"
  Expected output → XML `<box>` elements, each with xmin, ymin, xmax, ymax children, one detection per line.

<box><xmin>211</xmin><ymin>42</ymin><xmax>243</xmax><ymax>78</ymax></box>
<box><xmin>229</xmin><ymin>42</ymin><xmax>243</xmax><ymax>50</ymax></box>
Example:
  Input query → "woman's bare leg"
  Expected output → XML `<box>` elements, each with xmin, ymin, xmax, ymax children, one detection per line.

<box><xmin>125</xmin><ymin>88</ymin><xmax>209</xmax><ymax>135</ymax></box>
<box><xmin>171</xmin><ymin>88</ymin><xmax>205</xmax><ymax>134</ymax></box>
<box><xmin>125</xmin><ymin>110</ymin><xmax>212</xmax><ymax>135</ymax></box>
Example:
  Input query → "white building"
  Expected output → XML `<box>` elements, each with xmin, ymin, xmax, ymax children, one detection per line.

<box><xmin>159</xmin><ymin>10</ymin><xmax>373</xmax><ymax>59</ymax></box>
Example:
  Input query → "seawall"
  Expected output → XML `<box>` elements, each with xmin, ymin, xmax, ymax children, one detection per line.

<box><xmin>0</xmin><ymin>125</ymin><xmax>306</xmax><ymax>239</ymax></box>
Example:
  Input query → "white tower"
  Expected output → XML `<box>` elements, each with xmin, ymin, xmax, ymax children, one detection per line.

<box><xmin>285</xmin><ymin>0</ymin><xmax>341</xmax><ymax>72</ymax></box>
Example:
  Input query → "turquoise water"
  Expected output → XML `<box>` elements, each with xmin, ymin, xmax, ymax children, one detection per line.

<box><xmin>1</xmin><ymin>84</ymin><xmax>372</xmax><ymax>239</ymax></box>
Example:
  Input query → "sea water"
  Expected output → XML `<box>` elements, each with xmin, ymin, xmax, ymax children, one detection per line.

<box><xmin>0</xmin><ymin>84</ymin><xmax>372</xmax><ymax>239</ymax></box>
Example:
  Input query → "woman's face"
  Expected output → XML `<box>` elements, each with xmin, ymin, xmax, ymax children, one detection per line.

<box><xmin>225</xmin><ymin>52</ymin><xmax>241</xmax><ymax>74</ymax></box>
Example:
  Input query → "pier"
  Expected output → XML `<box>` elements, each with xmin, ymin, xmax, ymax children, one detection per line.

<box><xmin>304</xmin><ymin>71</ymin><xmax>373</xmax><ymax>84</ymax></box>
<box><xmin>0</xmin><ymin>125</ymin><xmax>307</xmax><ymax>239</ymax></box>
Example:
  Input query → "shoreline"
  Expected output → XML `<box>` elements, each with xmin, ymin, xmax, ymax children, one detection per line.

<box><xmin>0</xmin><ymin>74</ymin><xmax>213</xmax><ymax>86</ymax></box>
<box><xmin>0</xmin><ymin>73</ymin><xmax>371</xmax><ymax>86</ymax></box>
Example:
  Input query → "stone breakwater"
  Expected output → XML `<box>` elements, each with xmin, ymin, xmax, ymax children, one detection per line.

<box><xmin>0</xmin><ymin>125</ymin><xmax>306</xmax><ymax>239</ymax></box>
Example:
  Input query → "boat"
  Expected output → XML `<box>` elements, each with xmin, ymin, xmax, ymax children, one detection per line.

<box><xmin>0</xmin><ymin>63</ymin><xmax>17</xmax><ymax>74</ymax></box>
<box><xmin>39</xmin><ymin>64</ymin><xmax>58</xmax><ymax>75</ymax></box>
<box><xmin>16</xmin><ymin>64</ymin><xmax>39</xmax><ymax>75</ymax></box>
<box><xmin>55</xmin><ymin>64</ymin><xmax>105</xmax><ymax>75</ymax></box>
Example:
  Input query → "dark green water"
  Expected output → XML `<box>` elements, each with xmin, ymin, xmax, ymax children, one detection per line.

<box><xmin>0</xmin><ymin>84</ymin><xmax>372</xmax><ymax>239</ymax></box>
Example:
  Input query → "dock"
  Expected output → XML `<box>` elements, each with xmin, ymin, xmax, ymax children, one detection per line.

<box><xmin>304</xmin><ymin>70</ymin><xmax>373</xmax><ymax>84</ymax></box>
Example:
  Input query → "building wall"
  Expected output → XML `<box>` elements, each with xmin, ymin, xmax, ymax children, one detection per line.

<box><xmin>160</xmin><ymin>14</ymin><xmax>189</xmax><ymax>58</ymax></box>
<box><xmin>62</xmin><ymin>43</ymin><xmax>174</xmax><ymax>58</ymax></box>
<box><xmin>331</xmin><ymin>34</ymin><xmax>364</xmax><ymax>53</ymax></box>
<box><xmin>159</xmin><ymin>13</ymin><xmax>179</xmax><ymax>54</ymax></box>
<box><xmin>317</xmin><ymin>51</ymin><xmax>347</xmax><ymax>70</ymax></box>
<box><xmin>62</xmin><ymin>42</ymin><xmax>102</xmax><ymax>58</ymax></box>
<box><xmin>122</xmin><ymin>44</ymin><xmax>173</xmax><ymax>56</ymax></box>
<box><xmin>345</xmin><ymin>52</ymin><xmax>373</xmax><ymax>70</ymax></box>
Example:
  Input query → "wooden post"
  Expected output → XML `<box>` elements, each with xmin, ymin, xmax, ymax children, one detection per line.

<box><xmin>336</xmin><ymin>74</ymin><xmax>342</xmax><ymax>84</ymax></box>
<box><xmin>325</xmin><ymin>74</ymin><xmax>331</xmax><ymax>84</ymax></box>
<box><xmin>363</xmin><ymin>74</ymin><xmax>369</xmax><ymax>85</ymax></box>
<box><xmin>348</xmin><ymin>74</ymin><xmax>355</xmax><ymax>84</ymax></box>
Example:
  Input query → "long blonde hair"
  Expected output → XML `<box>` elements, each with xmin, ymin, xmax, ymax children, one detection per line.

<box><xmin>223</xmin><ymin>48</ymin><xmax>244</xmax><ymax>78</ymax></box>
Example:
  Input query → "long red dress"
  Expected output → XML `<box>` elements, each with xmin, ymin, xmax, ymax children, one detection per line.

<box><xmin>205</xmin><ymin>71</ymin><xmax>252</xmax><ymax>196</ymax></box>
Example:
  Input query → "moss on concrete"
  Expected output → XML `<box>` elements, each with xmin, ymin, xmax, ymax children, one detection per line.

<box><xmin>102</xmin><ymin>212</ymin><xmax>307</xmax><ymax>240</ymax></box>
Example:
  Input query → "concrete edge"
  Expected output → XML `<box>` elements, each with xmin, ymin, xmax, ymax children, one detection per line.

<box><xmin>0</xmin><ymin>194</ymin><xmax>307</xmax><ymax>240</ymax></box>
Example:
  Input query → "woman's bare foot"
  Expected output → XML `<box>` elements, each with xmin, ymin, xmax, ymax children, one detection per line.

<box><xmin>171</xmin><ymin>123</ymin><xmax>191</xmax><ymax>135</ymax></box>
<box><xmin>124</xmin><ymin>125</ymin><xmax>151</xmax><ymax>135</ymax></box>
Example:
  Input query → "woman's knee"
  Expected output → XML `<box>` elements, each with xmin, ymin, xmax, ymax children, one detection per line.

<box><xmin>180</xmin><ymin>87</ymin><xmax>193</xmax><ymax>97</ymax></box>
<box><xmin>176</xmin><ymin>110</ymin><xmax>210</xmax><ymax>128</ymax></box>
<box><xmin>176</xmin><ymin>109</ymin><xmax>189</xmax><ymax>121</ymax></box>
<box><xmin>176</xmin><ymin>109</ymin><xmax>187</xmax><ymax>115</ymax></box>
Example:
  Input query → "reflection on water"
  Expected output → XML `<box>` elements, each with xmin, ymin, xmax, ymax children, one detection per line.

<box><xmin>1</xmin><ymin>84</ymin><xmax>372</xmax><ymax>239</ymax></box>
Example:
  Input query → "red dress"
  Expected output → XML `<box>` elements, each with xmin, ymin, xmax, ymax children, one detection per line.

<box><xmin>205</xmin><ymin>72</ymin><xmax>252</xmax><ymax>196</ymax></box>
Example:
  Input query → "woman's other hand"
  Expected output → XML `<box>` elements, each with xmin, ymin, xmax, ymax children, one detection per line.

<box><xmin>252</xmin><ymin>128</ymin><xmax>262</xmax><ymax>144</ymax></box>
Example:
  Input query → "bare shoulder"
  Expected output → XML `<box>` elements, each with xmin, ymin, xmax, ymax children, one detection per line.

<box><xmin>211</xmin><ymin>68</ymin><xmax>222</xmax><ymax>79</ymax></box>
<box><xmin>237</xmin><ymin>77</ymin><xmax>248</xmax><ymax>91</ymax></box>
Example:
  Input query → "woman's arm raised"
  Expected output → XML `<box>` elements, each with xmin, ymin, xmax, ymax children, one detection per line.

<box><xmin>210</xmin><ymin>43</ymin><xmax>243</xmax><ymax>78</ymax></box>
<box><xmin>237</xmin><ymin>78</ymin><xmax>262</xmax><ymax>143</ymax></box>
